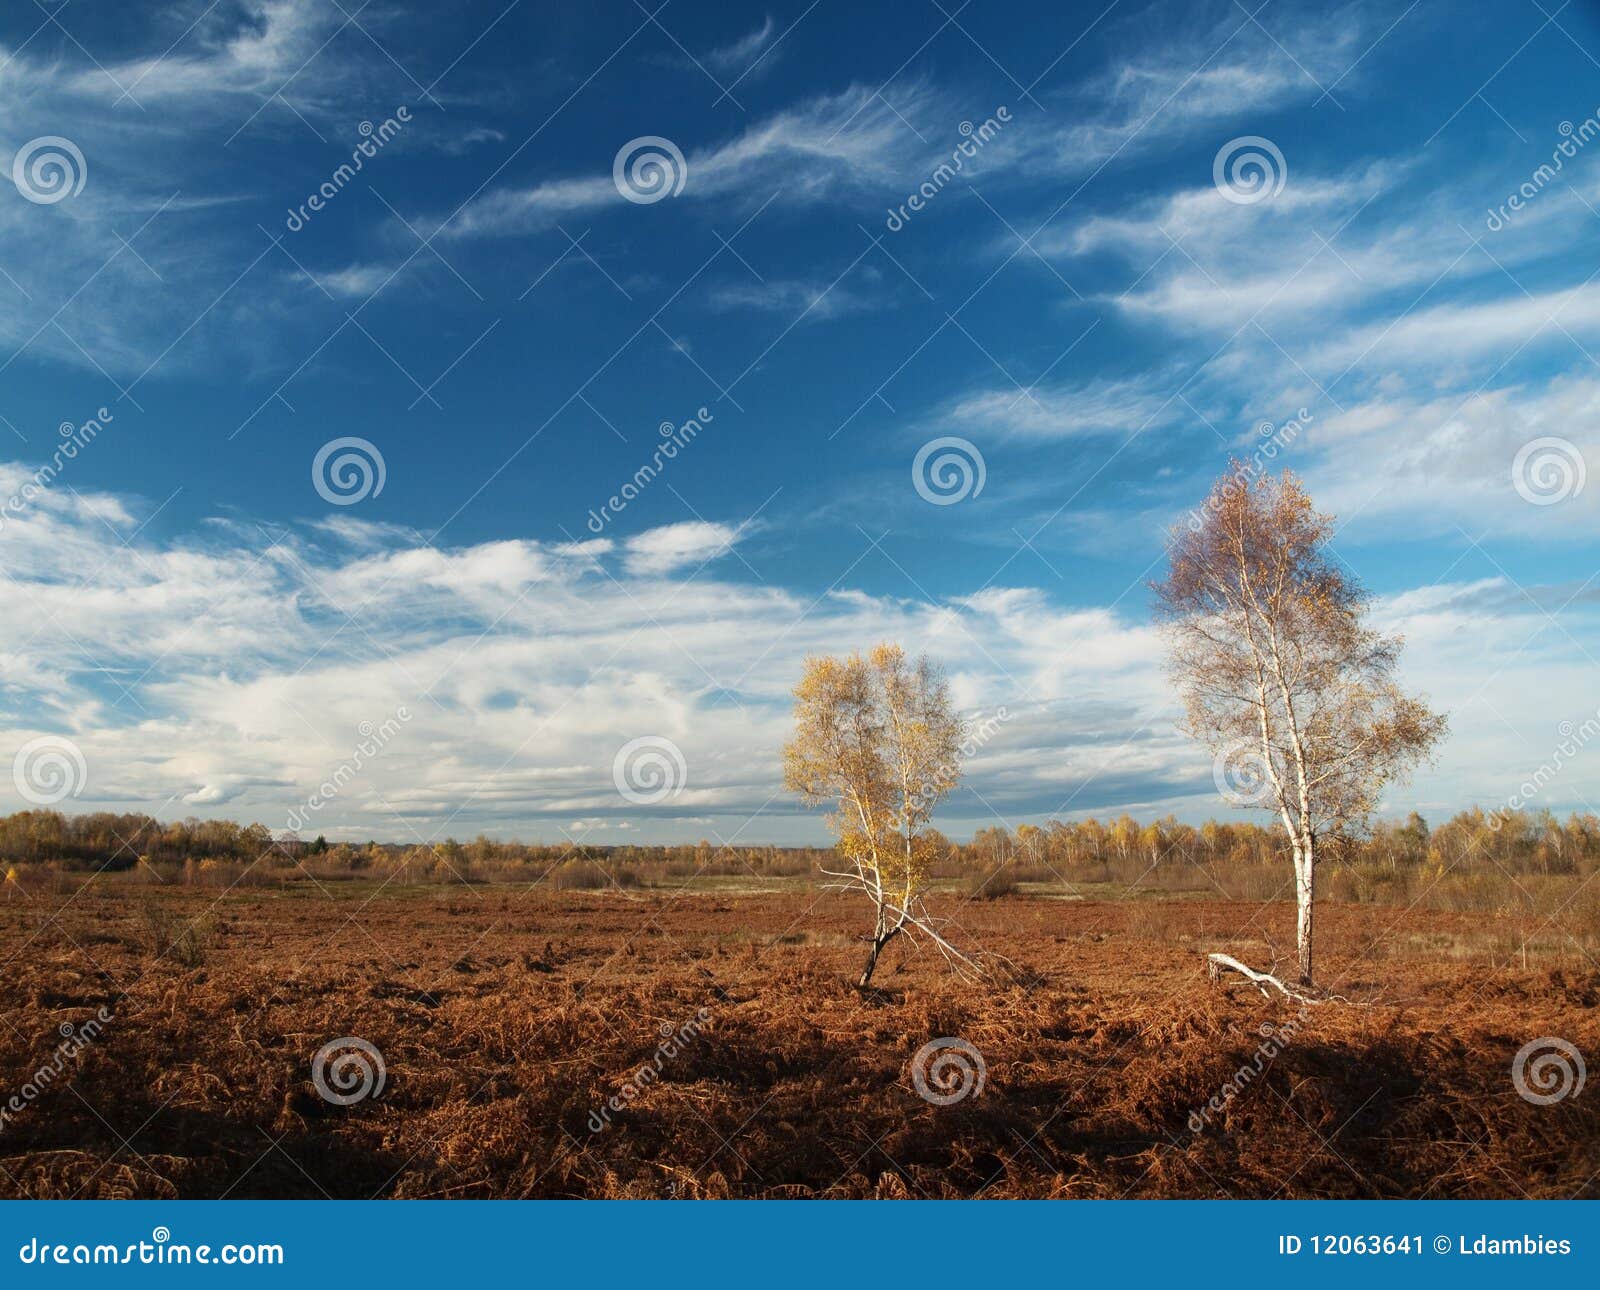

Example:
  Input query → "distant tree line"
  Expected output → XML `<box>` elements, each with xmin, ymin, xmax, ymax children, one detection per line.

<box><xmin>960</xmin><ymin>807</ymin><xmax>1600</xmax><ymax>879</ymax></box>
<box><xmin>3</xmin><ymin>806</ymin><xmax>1596</xmax><ymax>883</ymax></box>
<box><xmin>0</xmin><ymin>812</ymin><xmax>273</xmax><ymax>866</ymax></box>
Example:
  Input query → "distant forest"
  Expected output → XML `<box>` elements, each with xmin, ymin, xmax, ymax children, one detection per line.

<box><xmin>2</xmin><ymin>807</ymin><xmax>1596</xmax><ymax>920</ymax></box>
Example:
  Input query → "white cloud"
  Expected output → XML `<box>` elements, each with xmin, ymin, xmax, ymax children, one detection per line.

<box><xmin>0</xmin><ymin>471</ymin><xmax>1168</xmax><ymax>837</ymax></box>
<box><xmin>1038</xmin><ymin>162</ymin><xmax>1463</xmax><ymax>341</ymax></box>
<box><xmin>1297</xmin><ymin>377</ymin><xmax>1600</xmax><ymax>536</ymax></box>
<box><xmin>317</xmin><ymin>263</ymin><xmax>399</xmax><ymax>299</ymax></box>
<box><xmin>0</xmin><ymin>467</ymin><xmax>1590</xmax><ymax>841</ymax></box>
<box><xmin>308</xmin><ymin>515</ymin><xmax>426</xmax><ymax>549</ymax></box>
<box><xmin>985</xmin><ymin>6</ymin><xmax>1370</xmax><ymax>183</ymax></box>
<box><xmin>1310</xmin><ymin>281</ymin><xmax>1600</xmax><ymax>376</ymax></box>
<box><xmin>622</xmin><ymin>521</ymin><xmax>743</xmax><ymax>575</ymax></box>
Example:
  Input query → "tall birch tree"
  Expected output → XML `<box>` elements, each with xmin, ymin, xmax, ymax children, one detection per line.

<box><xmin>1154</xmin><ymin>467</ymin><xmax>1446</xmax><ymax>986</ymax></box>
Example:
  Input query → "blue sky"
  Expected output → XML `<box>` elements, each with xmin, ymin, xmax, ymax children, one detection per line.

<box><xmin>1</xmin><ymin>0</ymin><xmax>1598</xmax><ymax>845</ymax></box>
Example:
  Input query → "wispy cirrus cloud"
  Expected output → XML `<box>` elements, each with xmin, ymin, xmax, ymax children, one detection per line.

<box><xmin>703</xmin><ymin>15</ymin><xmax>778</xmax><ymax>77</ymax></box>
<box><xmin>0</xmin><ymin>0</ymin><xmax>422</xmax><ymax>379</ymax></box>
<box><xmin>59</xmin><ymin>0</ymin><xmax>345</xmax><ymax>106</ymax></box>
<box><xmin>442</xmin><ymin>81</ymin><xmax>939</xmax><ymax>238</ymax></box>
<box><xmin>704</xmin><ymin>268</ymin><xmax>886</xmax><ymax>321</ymax></box>
<box><xmin>973</xmin><ymin>3</ymin><xmax>1374</xmax><ymax>186</ymax></box>
<box><xmin>939</xmin><ymin>375</ymin><xmax>1183</xmax><ymax>440</ymax></box>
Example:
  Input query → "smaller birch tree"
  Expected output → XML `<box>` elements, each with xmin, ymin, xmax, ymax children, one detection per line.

<box><xmin>783</xmin><ymin>644</ymin><xmax>975</xmax><ymax>988</ymax></box>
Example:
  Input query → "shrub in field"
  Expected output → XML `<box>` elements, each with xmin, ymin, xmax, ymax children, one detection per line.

<box><xmin>963</xmin><ymin>868</ymin><xmax>1018</xmax><ymax>900</ymax></box>
<box><xmin>1325</xmin><ymin>860</ymin><xmax>1417</xmax><ymax>905</ymax></box>
<box><xmin>136</xmin><ymin>901</ymin><xmax>216</xmax><ymax>967</ymax></box>
<box><xmin>548</xmin><ymin>859</ymin><xmax>639</xmax><ymax>891</ymax></box>
<box><xmin>181</xmin><ymin>857</ymin><xmax>249</xmax><ymax>888</ymax></box>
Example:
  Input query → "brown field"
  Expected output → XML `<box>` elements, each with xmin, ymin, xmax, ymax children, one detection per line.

<box><xmin>1</xmin><ymin>878</ymin><xmax>1595</xmax><ymax>1199</ymax></box>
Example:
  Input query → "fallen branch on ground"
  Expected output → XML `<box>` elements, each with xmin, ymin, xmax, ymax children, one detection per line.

<box><xmin>1206</xmin><ymin>953</ymin><xmax>1329</xmax><ymax>1005</ymax></box>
